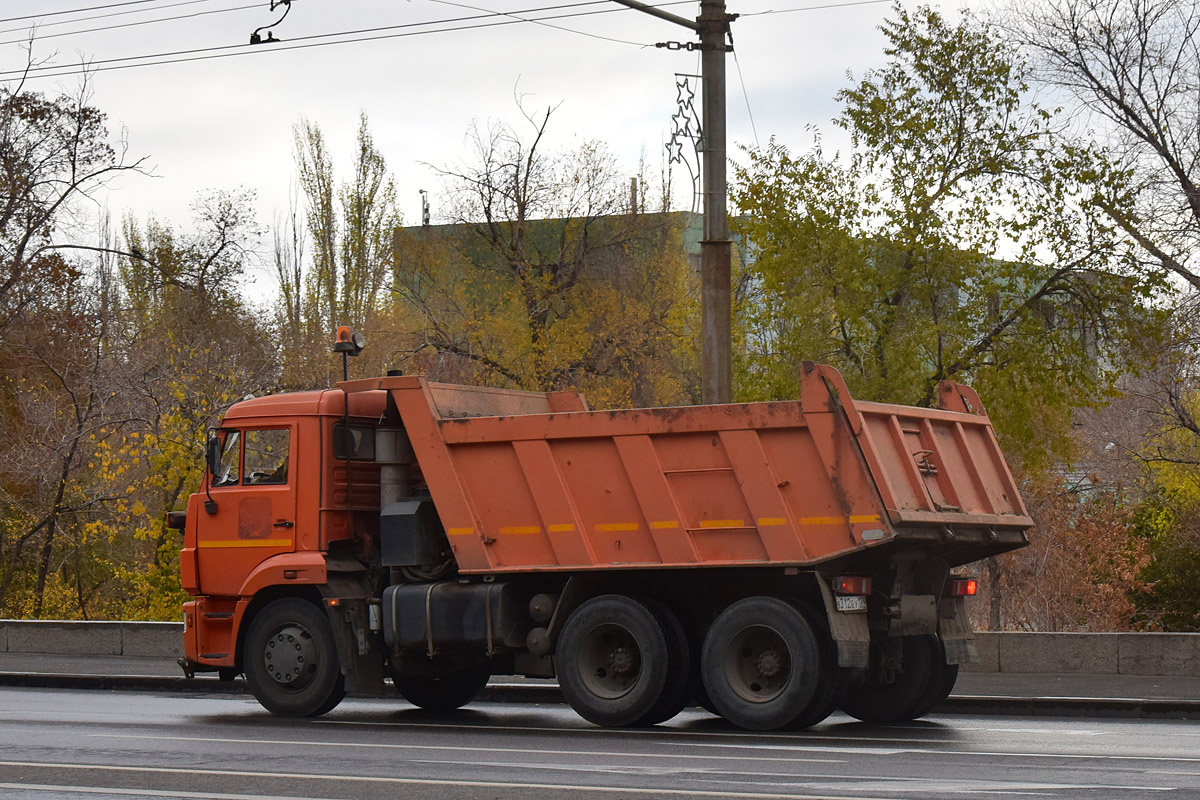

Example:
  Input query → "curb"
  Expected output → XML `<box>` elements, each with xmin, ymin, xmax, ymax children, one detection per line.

<box><xmin>942</xmin><ymin>695</ymin><xmax>1200</xmax><ymax>720</ymax></box>
<box><xmin>3</xmin><ymin>672</ymin><xmax>1199</xmax><ymax>719</ymax></box>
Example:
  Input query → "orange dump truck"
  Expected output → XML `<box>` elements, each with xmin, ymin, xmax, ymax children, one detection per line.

<box><xmin>175</xmin><ymin>359</ymin><xmax>1030</xmax><ymax>730</ymax></box>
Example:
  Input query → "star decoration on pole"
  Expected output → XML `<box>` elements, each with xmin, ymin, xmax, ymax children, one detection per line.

<box><xmin>676</xmin><ymin>76</ymin><xmax>695</xmax><ymax>112</ymax></box>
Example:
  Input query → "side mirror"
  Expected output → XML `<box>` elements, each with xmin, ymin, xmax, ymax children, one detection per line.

<box><xmin>206</xmin><ymin>435</ymin><xmax>222</xmax><ymax>477</ymax></box>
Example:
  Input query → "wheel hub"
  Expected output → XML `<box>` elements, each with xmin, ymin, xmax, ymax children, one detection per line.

<box><xmin>609</xmin><ymin>647</ymin><xmax>635</xmax><ymax>675</ymax></box>
<box><xmin>264</xmin><ymin>624</ymin><xmax>317</xmax><ymax>688</ymax></box>
<box><xmin>578</xmin><ymin>623</ymin><xmax>642</xmax><ymax>699</ymax></box>
<box><xmin>755</xmin><ymin>649</ymin><xmax>784</xmax><ymax>678</ymax></box>
<box><xmin>726</xmin><ymin>625</ymin><xmax>791</xmax><ymax>703</ymax></box>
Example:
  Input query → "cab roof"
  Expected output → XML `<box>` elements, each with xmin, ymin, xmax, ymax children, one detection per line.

<box><xmin>221</xmin><ymin>389</ymin><xmax>387</xmax><ymax>423</ymax></box>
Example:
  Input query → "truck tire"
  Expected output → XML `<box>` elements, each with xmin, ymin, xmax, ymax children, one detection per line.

<box><xmin>394</xmin><ymin>666</ymin><xmax>491</xmax><ymax>711</ymax></box>
<box><xmin>244</xmin><ymin>598</ymin><xmax>346</xmax><ymax>717</ymax></box>
<box><xmin>700</xmin><ymin>596</ymin><xmax>822</xmax><ymax>731</ymax></box>
<box><xmin>556</xmin><ymin>594</ymin><xmax>673</xmax><ymax>727</ymax></box>
<box><xmin>840</xmin><ymin>634</ymin><xmax>933</xmax><ymax>723</ymax></box>
<box><xmin>636</xmin><ymin>598</ymin><xmax>694</xmax><ymax>725</ymax></box>
<box><xmin>908</xmin><ymin>636</ymin><xmax>958</xmax><ymax>719</ymax></box>
<box><xmin>787</xmin><ymin>603</ymin><xmax>847</xmax><ymax>730</ymax></box>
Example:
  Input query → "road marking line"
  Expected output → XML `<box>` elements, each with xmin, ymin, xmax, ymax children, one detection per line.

<box><xmin>0</xmin><ymin>762</ymin><xmax>913</xmax><ymax>800</ymax></box>
<box><xmin>0</xmin><ymin>783</ymin><xmax>342</xmax><ymax>800</ymax></box>
<box><xmin>688</xmin><ymin>741</ymin><xmax>1200</xmax><ymax>764</ymax></box>
<box><xmin>85</xmin><ymin>733</ymin><xmax>845</xmax><ymax>765</ymax></box>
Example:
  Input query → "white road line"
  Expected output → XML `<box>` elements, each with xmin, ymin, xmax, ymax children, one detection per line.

<box><xmin>84</xmin><ymin>732</ymin><xmax>845</xmax><ymax>764</ymax></box>
<box><xmin>0</xmin><ymin>783</ymin><xmax>344</xmax><ymax>800</ymax></box>
<box><xmin>686</xmin><ymin>741</ymin><xmax>1200</xmax><ymax>764</ymax></box>
<box><xmin>77</xmin><ymin>729</ymin><xmax>1200</xmax><ymax>766</ymax></box>
<box><xmin>0</xmin><ymin>762</ymin><xmax>916</xmax><ymax>800</ymax></box>
<box><xmin>316</xmin><ymin>717</ymin><xmax>991</xmax><ymax>746</ymax></box>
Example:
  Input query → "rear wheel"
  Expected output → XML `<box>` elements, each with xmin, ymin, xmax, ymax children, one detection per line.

<box><xmin>787</xmin><ymin>604</ymin><xmax>848</xmax><ymax>730</ymax></box>
<box><xmin>244</xmin><ymin>598</ymin><xmax>346</xmax><ymax>717</ymax></box>
<box><xmin>909</xmin><ymin>636</ymin><xmax>958</xmax><ymax>719</ymax></box>
<box><xmin>393</xmin><ymin>665</ymin><xmax>491</xmax><ymax>711</ymax></box>
<box><xmin>556</xmin><ymin>594</ymin><xmax>672</xmax><ymax>727</ymax></box>
<box><xmin>636</xmin><ymin>598</ymin><xmax>694</xmax><ymax>725</ymax></box>
<box><xmin>700</xmin><ymin>596</ymin><xmax>822</xmax><ymax>731</ymax></box>
<box><xmin>840</xmin><ymin>634</ymin><xmax>933</xmax><ymax>723</ymax></box>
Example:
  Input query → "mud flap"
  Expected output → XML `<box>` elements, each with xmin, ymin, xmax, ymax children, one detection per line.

<box><xmin>321</xmin><ymin>572</ymin><xmax>387</xmax><ymax>695</ymax></box>
<box><xmin>817</xmin><ymin>579</ymin><xmax>870</xmax><ymax>669</ymax></box>
<box><xmin>937</xmin><ymin>596</ymin><xmax>978</xmax><ymax>665</ymax></box>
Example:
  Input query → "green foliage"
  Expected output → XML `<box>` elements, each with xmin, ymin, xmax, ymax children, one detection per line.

<box><xmin>732</xmin><ymin>4</ymin><xmax>1169</xmax><ymax>471</ymax></box>
<box><xmin>394</xmin><ymin>212</ymin><xmax>699</xmax><ymax>407</ymax></box>
<box><xmin>1129</xmin><ymin>490</ymin><xmax>1200</xmax><ymax>631</ymax></box>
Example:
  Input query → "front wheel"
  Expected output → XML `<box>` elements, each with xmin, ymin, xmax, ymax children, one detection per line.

<box><xmin>244</xmin><ymin>598</ymin><xmax>346</xmax><ymax>717</ymax></box>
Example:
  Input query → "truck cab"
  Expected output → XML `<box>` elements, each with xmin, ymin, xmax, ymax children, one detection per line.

<box><xmin>180</xmin><ymin>389</ymin><xmax>385</xmax><ymax>679</ymax></box>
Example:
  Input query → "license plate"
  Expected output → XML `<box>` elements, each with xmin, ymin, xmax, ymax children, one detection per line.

<box><xmin>835</xmin><ymin>595</ymin><xmax>868</xmax><ymax>612</ymax></box>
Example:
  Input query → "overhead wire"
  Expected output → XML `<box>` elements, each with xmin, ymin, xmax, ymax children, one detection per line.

<box><xmin>0</xmin><ymin>0</ymin><xmax>179</xmax><ymax>25</ymax></box>
<box><xmin>0</xmin><ymin>0</ymin><xmax>670</xmax><ymax>81</ymax></box>
<box><xmin>740</xmin><ymin>0</ymin><xmax>891</xmax><ymax>17</ymax></box>
<box><xmin>0</xmin><ymin>0</ymin><xmax>890</xmax><ymax>83</ymax></box>
<box><xmin>425</xmin><ymin>0</ymin><xmax>646</xmax><ymax>46</ymax></box>
<box><xmin>0</xmin><ymin>2</ymin><xmax>262</xmax><ymax>48</ymax></box>
<box><xmin>0</xmin><ymin>0</ymin><xmax>228</xmax><ymax>35</ymax></box>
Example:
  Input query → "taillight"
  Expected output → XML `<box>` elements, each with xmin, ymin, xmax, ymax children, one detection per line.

<box><xmin>834</xmin><ymin>576</ymin><xmax>872</xmax><ymax>595</ymax></box>
<box><xmin>949</xmin><ymin>577</ymin><xmax>978</xmax><ymax>597</ymax></box>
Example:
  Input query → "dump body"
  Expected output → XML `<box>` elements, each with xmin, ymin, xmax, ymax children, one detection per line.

<box><xmin>344</xmin><ymin>361</ymin><xmax>1030</xmax><ymax>575</ymax></box>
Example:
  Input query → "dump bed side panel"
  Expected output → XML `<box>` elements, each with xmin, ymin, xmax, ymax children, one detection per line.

<box><xmin>391</xmin><ymin>383</ymin><xmax>889</xmax><ymax>574</ymax></box>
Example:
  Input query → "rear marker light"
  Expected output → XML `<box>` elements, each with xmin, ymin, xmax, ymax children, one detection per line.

<box><xmin>834</xmin><ymin>576</ymin><xmax>872</xmax><ymax>595</ymax></box>
<box><xmin>950</xmin><ymin>577</ymin><xmax>978</xmax><ymax>597</ymax></box>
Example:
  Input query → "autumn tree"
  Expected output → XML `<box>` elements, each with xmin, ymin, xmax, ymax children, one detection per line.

<box><xmin>979</xmin><ymin>477</ymin><xmax>1150</xmax><ymax>630</ymax></box>
<box><xmin>394</xmin><ymin>104</ymin><xmax>699</xmax><ymax>406</ymax></box>
<box><xmin>732</xmin><ymin>4</ymin><xmax>1166</xmax><ymax>471</ymax></box>
<box><xmin>0</xmin><ymin>188</ymin><xmax>275</xmax><ymax>619</ymax></box>
<box><xmin>279</xmin><ymin>114</ymin><xmax>400</xmax><ymax>386</ymax></box>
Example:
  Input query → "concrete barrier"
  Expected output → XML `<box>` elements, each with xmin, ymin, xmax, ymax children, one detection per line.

<box><xmin>963</xmin><ymin>632</ymin><xmax>1200</xmax><ymax>677</ymax></box>
<box><xmin>1</xmin><ymin>621</ymin><xmax>1197</xmax><ymax>676</ymax></box>
<box><xmin>0</xmin><ymin>620</ymin><xmax>182</xmax><ymax>658</ymax></box>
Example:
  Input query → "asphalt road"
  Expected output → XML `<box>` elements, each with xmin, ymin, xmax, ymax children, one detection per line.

<box><xmin>1</xmin><ymin>686</ymin><xmax>1198</xmax><ymax>800</ymax></box>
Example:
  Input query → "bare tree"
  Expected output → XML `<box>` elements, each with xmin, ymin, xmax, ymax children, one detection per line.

<box><xmin>1006</xmin><ymin>0</ymin><xmax>1200</xmax><ymax>289</ymax></box>
<box><xmin>422</xmin><ymin>102</ymin><xmax>631</xmax><ymax>388</ymax></box>
<box><xmin>0</xmin><ymin>72</ymin><xmax>148</xmax><ymax>342</ymax></box>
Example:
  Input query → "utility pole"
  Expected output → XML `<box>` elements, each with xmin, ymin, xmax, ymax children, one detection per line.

<box><xmin>612</xmin><ymin>0</ymin><xmax>735</xmax><ymax>404</ymax></box>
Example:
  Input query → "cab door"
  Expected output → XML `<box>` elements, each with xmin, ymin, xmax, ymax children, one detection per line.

<box><xmin>196</xmin><ymin>426</ymin><xmax>297</xmax><ymax>597</ymax></box>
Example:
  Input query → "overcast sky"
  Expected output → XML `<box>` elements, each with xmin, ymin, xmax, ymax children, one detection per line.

<box><xmin>2</xmin><ymin>0</ymin><xmax>973</xmax><ymax>294</ymax></box>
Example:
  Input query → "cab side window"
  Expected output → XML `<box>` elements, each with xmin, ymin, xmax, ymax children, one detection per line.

<box><xmin>212</xmin><ymin>430</ymin><xmax>241</xmax><ymax>486</ymax></box>
<box><xmin>244</xmin><ymin>429</ymin><xmax>290</xmax><ymax>485</ymax></box>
